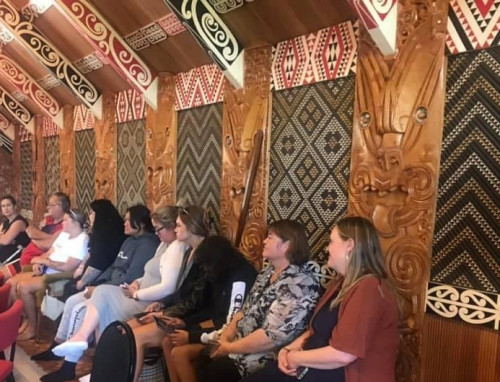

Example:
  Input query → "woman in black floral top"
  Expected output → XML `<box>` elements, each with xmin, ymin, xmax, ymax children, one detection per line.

<box><xmin>193</xmin><ymin>219</ymin><xmax>320</xmax><ymax>382</ymax></box>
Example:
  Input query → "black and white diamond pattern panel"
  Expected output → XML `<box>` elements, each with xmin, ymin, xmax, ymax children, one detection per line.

<box><xmin>75</xmin><ymin>129</ymin><xmax>95</xmax><ymax>212</ymax></box>
<box><xmin>44</xmin><ymin>136</ymin><xmax>60</xmax><ymax>198</ymax></box>
<box><xmin>269</xmin><ymin>77</ymin><xmax>355</xmax><ymax>261</ymax></box>
<box><xmin>432</xmin><ymin>47</ymin><xmax>500</xmax><ymax>293</ymax></box>
<box><xmin>177</xmin><ymin>103</ymin><xmax>222</xmax><ymax>234</ymax></box>
<box><xmin>20</xmin><ymin>141</ymin><xmax>32</xmax><ymax>211</ymax></box>
<box><xmin>117</xmin><ymin>120</ymin><xmax>147</xmax><ymax>216</ymax></box>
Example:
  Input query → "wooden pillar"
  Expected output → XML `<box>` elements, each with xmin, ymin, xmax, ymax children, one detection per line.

<box><xmin>94</xmin><ymin>93</ymin><xmax>117</xmax><ymax>203</ymax></box>
<box><xmin>12</xmin><ymin>124</ymin><xmax>21</xmax><ymax>202</ymax></box>
<box><xmin>348</xmin><ymin>1</ymin><xmax>449</xmax><ymax>381</ymax></box>
<box><xmin>220</xmin><ymin>45</ymin><xmax>272</xmax><ymax>267</ymax></box>
<box><xmin>59</xmin><ymin>105</ymin><xmax>76</xmax><ymax>206</ymax></box>
<box><xmin>32</xmin><ymin>116</ymin><xmax>45</xmax><ymax>222</ymax></box>
<box><xmin>145</xmin><ymin>73</ymin><xmax>177</xmax><ymax>210</ymax></box>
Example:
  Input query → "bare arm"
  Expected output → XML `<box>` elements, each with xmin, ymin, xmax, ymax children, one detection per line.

<box><xmin>28</xmin><ymin>227</ymin><xmax>60</xmax><ymax>251</ymax></box>
<box><xmin>219</xmin><ymin>311</ymin><xmax>243</xmax><ymax>342</ymax></box>
<box><xmin>287</xmin><ymin>346</ymin><xmax>356</xmax><ymax>370</ymax></box>
<box><xmin>36</xmin><ymin>256</ymin><xmax>82</xmax><ymax>272</ymax></box>
<box><xmin>0</xmin><ymin>220</ymin><xmax>27</xmax><ymax>245</ymax></box>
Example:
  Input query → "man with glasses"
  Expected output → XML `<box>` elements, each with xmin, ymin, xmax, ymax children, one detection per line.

<box><xmin>16</xmin><ymin>192</ymin><xmax>70</xmax><ymax>274</ymax></box>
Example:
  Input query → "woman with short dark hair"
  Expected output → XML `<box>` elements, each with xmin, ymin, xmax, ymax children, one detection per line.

<box><xmin>189</xmin><ymin>219</ymin><xmax>320</xmax><ymax>382</ymax></box>
<box><xmin>240</xmin><ymin>216</ymin><xmax>399</xmax><ymax>382</ymax></box>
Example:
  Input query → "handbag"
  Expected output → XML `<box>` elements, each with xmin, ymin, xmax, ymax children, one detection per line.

<box><xmin>40</xmin><ymin>291</ymin><xmax>65</xmax><ymax>320</ymax></box>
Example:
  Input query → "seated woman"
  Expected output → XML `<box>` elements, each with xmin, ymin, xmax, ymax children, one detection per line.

<box><xmin>0</xmin><ymin>195</ymin><xmax>30</xmax><ymax>276</ymax></box>
<box><xmin>11</xmin><ymin>209</ymin><xmax>89</xmax><ymax>340</ymax></box>
<box><xmin>240</xmin><ymin>216</ymin><xmax>400</xmax><ymax>382</ymax></box>
<box><xmin>131</xmin><ymin>235</ymin><xmax>257</xmax><ymax>382</ymax></box>
<box><xmin>67</xmin><ymin>199</ymin><xmax>127</xmax><ymax>295</ymax></box>
<box><xmin>42</xmin><ymin>205</ymin><xmax>183</xmax><ymax>382</ymax></box>
<box><xmin>174</xmin><ymin>219</ymin><xmax>320</xmax><ymax>382</ymax></box>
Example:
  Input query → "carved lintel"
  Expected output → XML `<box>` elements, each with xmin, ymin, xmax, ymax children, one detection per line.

<box><xmin>146</xmin><ymin>73</ymin><xmax>177</xmax><ymax>211</ymax></box>
<box><xmin>94</xmin><ymin>93</ymin><xmax>117</xmax><ymax>202</ymax></box>
<box><xmin>59</xmin><ymin>105</ymin><xmax>75</xmax><ymax>206</ymax></box>
<box><xmin>220</xmin><ymin>45</ymin><xmax>272</xmax><ymax>267</ymax></box>
<box><xmin>348</xmin><ymin>1</ymin><xmax>449</xmax><ymax>381</ymax></box>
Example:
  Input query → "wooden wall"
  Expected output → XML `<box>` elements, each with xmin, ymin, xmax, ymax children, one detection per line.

<box><xmin>0</xmin><ymin>147</ymin><xmax>13</xmax><ymax>195</ymax></box>
<box><xmin>422</xmin><ymin>314</ymin><xmax>500</xmax><ymax>382</ymax></box>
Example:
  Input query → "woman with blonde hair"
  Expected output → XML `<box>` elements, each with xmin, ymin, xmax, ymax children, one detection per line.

<box><xmin>241</xmin><ymin>216</ymin><xmax>399</xmax><ymax>382</ymax></box>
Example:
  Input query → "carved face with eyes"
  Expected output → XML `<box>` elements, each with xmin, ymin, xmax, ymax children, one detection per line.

<box><xmin>376</xmin><ymin>146</ymin><xmax>403</xmax><ymax>172</ymax></box>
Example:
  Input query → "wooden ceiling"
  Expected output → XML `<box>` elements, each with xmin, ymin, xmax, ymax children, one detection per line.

<box><xmin>0</xmin><ymin>0</ymin><xmax>355</xmax><ymax>133</ymax></box>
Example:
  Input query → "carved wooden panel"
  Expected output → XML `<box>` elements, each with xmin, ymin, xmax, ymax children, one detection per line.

<box><xmin>220</xmin><ymin>45</ymin><xmax>272</xmax><ymax>267</ymax></box>
<box><xmin>59</xmin><ymin>106</ymin><xmax>76</xmax><ymax>206</ymax></box>
<box><xmin>12</xmin><ymin>124</ymin><xmax>20</xmax><ymax>201</ymax></box>
<box><xmin>145</xmin><ymin>73</ymin><xmax>177</xmax><ymax>210</ymax></box>
<box><xmin>348</xmin><ymin>1</ymin><xmax>449</xmax><ymax>381</ymax></box>
<box><xmin>94</xmin><ymin>93</ymin><xmax>117</xmax><ymax>203</ymax></box>
<box><xmin>32</xmin><ymin>116</ymin><xmax>45</xmax><ymax>222</ymax></box>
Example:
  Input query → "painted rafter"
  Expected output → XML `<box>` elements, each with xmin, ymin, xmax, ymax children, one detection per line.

<box><xmin>348</xmin><ymin>0</ymin><xmax>397</xmax><ymax>56</ymax></box>
<box><xmin>0</xmin><ymin>83</ymin><xmax>34</xmax><ymax>132</ymax></box>
<box><xmin>164</xmin><ymin>0</ymin><xmax>244</xmax><ymax>89</ymax></box>
<box><xmin>53</xmin><ymin>0</ymin><xmax>158</xmax><ymax>109</ymax></box>
<box><xmin>0</xmin><ymin>111</ymin><xmax>15</xmax><ymax>140</ymax></box>
<box><xmin>0</xmin><ymin>0</ymin><xmax>102</xmax><ymax>119</ymax></box>
<box><xmin>0</xmin><ymin>53</ymin><xmax>63</xmax><ymax>127</ymax></box>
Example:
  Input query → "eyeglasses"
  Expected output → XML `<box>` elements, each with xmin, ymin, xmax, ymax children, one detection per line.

<box><xmin>68</xmin><ymin>209</ymin><xmax>78</xmax><ymax>219</ymax></box>
<box><xmin>155</xmin><ymin>226</ymin><xmax>166</xmax><ymax>234</ymax></box>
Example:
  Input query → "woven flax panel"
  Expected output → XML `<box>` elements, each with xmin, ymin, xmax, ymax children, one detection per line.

<box><xmin>432</xmin><ymin>47</ymin><xmax>500</xmax><ymax>293</ymax></box>
<box><xmin>177</xmin><ymin>103</ymin><xmax>222</xmax><ymax>234</ymax></box>
<box><xmin>44</xmin><ymin>136</ymin><xmax>60</xmax><ymax>198</ymax></box>
<box><xmin>20</xmin><ymin>141</ymin><xmax>32</xmax><ymax>211</ymax></box>
<box><xmin>75</xmin><ymin>129</ymin><xmax>96</xmax><ymax>212</ymax></box>
<box><xmin>268</xmin><ymin>78</ymin><xmax>355</xmax><ymax>261</ymax></box>
<box><xmin>117</xmin><ymin>120</ymin><xmax>147</xmax><ymax>216</ymax></box>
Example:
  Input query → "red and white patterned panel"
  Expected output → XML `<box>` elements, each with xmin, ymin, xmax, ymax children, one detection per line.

<box><xmin>115</xmin><ymin>89</ymin><xmax>146</xmax><ymax>123</ymax></box>
<box><xmin>74</xmin><ymin>105</ymin><xmax>96</xmax><ymax>131</ymax></box>
<box><xmin>42</xmin><ymin>117</ymin><xmax>59</xmax><ymax>137</ymax></box>
<box><xmin>272</xmin><ymin>21</ymin><xmax>358</xmax><ymax>91</ymax></box>
<box><xmin>447</xmin><ymin>0</ymin><xmax>500</xmax><ymax>54</ymax></box>
<box><xmin>19</xmin><ymin>126</ymin><xmax>32</xmax><ymax>142</ymax></box>
<box><xmin>175</xmin><ymin>64</ymin><xmax>225</xmax><ymax>110</ymax></box>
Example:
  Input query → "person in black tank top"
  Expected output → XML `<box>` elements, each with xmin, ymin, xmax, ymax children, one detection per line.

<box><xmin>0</xmin><ymin>195</ymin><xmax>29</xmax><ymax>266</ymax></box>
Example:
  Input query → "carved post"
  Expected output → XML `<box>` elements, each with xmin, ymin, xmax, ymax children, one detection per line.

<box><xmin>32</xmin><ymin>116</ymin><xmax>45</xmax><ymax>222</ymax></box>
<box><xmin>220</xmin><ymin>45</ymin><xmax>272</xmax><ymax>267</ymax></box>
<box><xmin>145</xmin><ymin>73</ymin><xmax>177</xmax><ymax>210</ymax></box>
<box><xmin>94</xmin><ymin>93</ymin><xmax>117</xmax><ymax>202</ymax></box>
<box><xmin>59</xmin><ymin>105</ymin><xmax>76</xmax><ymax>206</ymax></box>
<box><xmin>12</xmin><ymin>124</ymin><xmax>21</xmax><ymax>201</ymax></box>
<box><xmin>348</xmin><ymin>1</ymin><xmax>449</xmax><ymax>381</ymax></box>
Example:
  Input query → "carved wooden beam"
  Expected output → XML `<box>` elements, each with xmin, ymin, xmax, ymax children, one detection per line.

<box><xmin>11</xmin><ymin>124</ymin><xmax>20</xmax><ymax>202</ymax></box>
<box><xmin>348</xmin><ymin>0</ymin><xmax>398</xmax><ymax>56</ymax></box>
<box><xmin>163</xmin><ymin>0</ymin><xmax>245</xmax><ymax>89</ymax></box>
<box><xmin>32</xmin><ymin>115</ymin><xmax>45</xmax><ymax>221</ymax></box>
<box><xmin>0</xmin><ymin>53</ymin><xmax>63</xmax><ymax>127</ymax></box>
<box><xmin>0</xmin><ymin>83</ymin><xmax>34</xmax><ymax>132</ymax></box>
<box><xmin>146</xmin><ymin>73</ymin><xmax>177</xmax><ymax>211</ymax></box>
<box><xmin>0</xmin><ymin>0</ymin><xmax>102</xmax><ymax>119</ymax></box>
<box><xmin>94</xmin><ymin>93</ymin><xmax>117</xmax><ymax>202</ymax></box>
<box><xmin>52</xmin><ymin>0</ymin><xmax>158</xmax><ymax>109</ymax></box>
<box><xmin>220</xmin><ymin>45</ymin><xmax>271</xmax><ymax>267</ymax></box>
<box><xmin>59</xmin><ymin>105</ymin><xmax>75</xmax><ymax>205</ymax></box>
<box><xmin>348</xmin><ymin>0</ymin><xmax>449</xmax><ymax>381</ymax></box>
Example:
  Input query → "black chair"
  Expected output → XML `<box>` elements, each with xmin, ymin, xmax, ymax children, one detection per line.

<box><xmin>90</xmin><ymin>321</ymin><xmax>136</xmax><ymax>382</ymax></box>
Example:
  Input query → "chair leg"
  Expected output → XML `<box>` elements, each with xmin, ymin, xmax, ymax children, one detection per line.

<box><xmin>6</xmin><ymin>372</ymin><xmax>15</xmax><ymax>382</ymax></box>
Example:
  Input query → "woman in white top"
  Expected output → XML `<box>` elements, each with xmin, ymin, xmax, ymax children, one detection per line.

<box><xmin>13</xmin><ymin>209</ymin><xmax>89</xmax><ymax>340</ymax></box>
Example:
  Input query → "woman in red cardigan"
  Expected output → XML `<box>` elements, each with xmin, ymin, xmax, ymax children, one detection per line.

<box><xmin>240</xmin><ymin>216</ymin><xmax>399</xmax><ymax>382</ymax></box>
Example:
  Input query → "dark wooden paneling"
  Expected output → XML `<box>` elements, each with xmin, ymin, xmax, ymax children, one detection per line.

<box><xmin>422</xmin><ymin>314</ymin><xmax>500</xmax><ymax>382</ymax></box>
